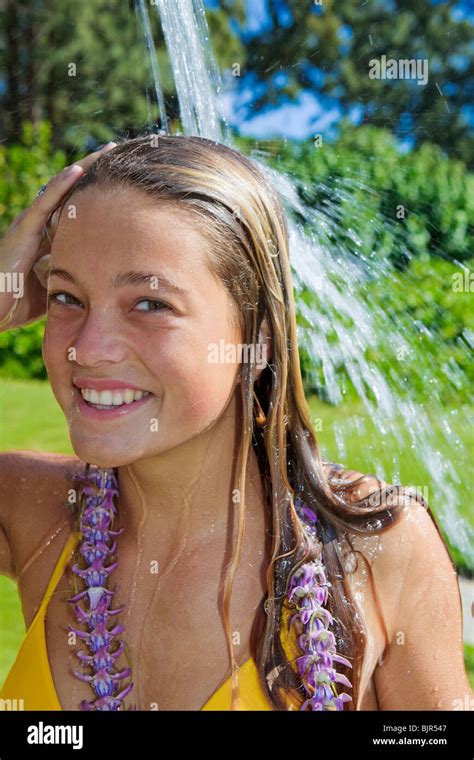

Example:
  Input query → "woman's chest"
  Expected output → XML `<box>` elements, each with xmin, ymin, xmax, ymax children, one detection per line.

<box><xmin>43</xmin><ymin>547</ymin><xmax>265</xmax><ymax>711</ymax></box>
<box><xmin>19</xmin><ymin>527</ymin><xmax>386</xmax><ymax>711</ymax></box>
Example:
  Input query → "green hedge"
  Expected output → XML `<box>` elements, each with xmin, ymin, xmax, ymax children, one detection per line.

<box><xmin>0</xmin><ymin>320</ymin><xmax>46</xmax><ymax>380</ymax></box>
<box><xmin>296</xmin><ymin>254</ymin><xmax>474</xmax><ymax>405</ymax></box>
<box><xmin>251</xmin><ymin>122</ymin><xmax>474</xmax><ymax>268</ymax></box>
<box><xmin>236</xmin><ymin>127</ymin><xmax>474</xmax><ymax>405</ymax></box>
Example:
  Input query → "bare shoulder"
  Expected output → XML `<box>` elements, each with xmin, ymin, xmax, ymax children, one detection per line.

<box><xmin>370</xmin><ymin>495</ymin><xmax>459</xmax><ymax>639</ymax></box>
<box><xmin>370</xmin><ymin>499</ymin><xmax>469</xmax><ymax>708</ymax></box>
<box><xmin>0</xmin><ymin>450</ymin><xmax>84</xmax><ymax>583</ymax></box>
<box><xmin>322</xmin><ymin>461</ymin><xmax>470</xmax><ymax>708</ymax></box>
<box><xmin>322</xmin><ymin>461</ymin><xmax>457</xmax><ymax>640</ymax></box>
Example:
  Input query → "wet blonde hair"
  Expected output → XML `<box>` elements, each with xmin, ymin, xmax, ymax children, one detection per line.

<box><xmin>51</xmin><ymin>134</ymin><xmax>441</xmax><ymax>710</ymax></box>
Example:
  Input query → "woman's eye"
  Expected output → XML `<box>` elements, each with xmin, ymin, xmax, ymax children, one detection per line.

<box><xmin>46</xmin><ymin>293</ymin><xmax>170</xmax><ymax>312</ymax></box>
<box><xmin>134</xmin><ymin>299</ymin><xmax>170</xmax><ymax>312</ymax></box>
<box><xmin>47</xmin><ymin>291</ymin><xmax>82</xmax><ymax>307</ymax></box>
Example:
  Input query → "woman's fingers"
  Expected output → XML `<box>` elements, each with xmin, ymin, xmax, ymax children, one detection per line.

<box><xmin>8</xmin><ymin>142</ymin><xmax>117</xmax><ymax>238</ymax></box>
<box><xmin>72</xmin><ymin>141</ymin><xmax>118</xmax><ymax>173</ymax></box>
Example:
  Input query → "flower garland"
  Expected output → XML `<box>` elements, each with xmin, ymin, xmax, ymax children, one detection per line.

<box><xmin>68</xmin><ymin>466</ymin><xmax>135</xmax><ymax>711</ymax></box>
<box><xmin>66</xmin><ymin>467</ymin><xmax>352</xmax><ymax>711</ymax></box>
<box><xmin>289</xmin><ymin>496</ymin><xmax>353</xmax><ymax>710</ymax></box>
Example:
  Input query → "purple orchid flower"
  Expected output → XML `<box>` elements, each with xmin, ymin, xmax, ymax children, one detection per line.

<box><xmin>69</xmin><ymin>466</ymin><xmax>136</xmax><ymax>711</ymax></box>
<box><xmin>287</xmin><ymin>496</ymin><xmax>353</xmax><ymax>711</ymax></box>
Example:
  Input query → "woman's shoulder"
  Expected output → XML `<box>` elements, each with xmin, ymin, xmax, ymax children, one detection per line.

<box><xmin>321</xmin><ymin>458</ymin><xmax>443</xmax><ymax>562</ymax></box>
<box><xmin>0</xmin><ymin>450</ymin><xmax>84</xmax><ymax>583</ymax></box>
<box><xmin>322</xmin><ymin>460</ymin><xmax>458</xmax><ymax>649</ymax></box>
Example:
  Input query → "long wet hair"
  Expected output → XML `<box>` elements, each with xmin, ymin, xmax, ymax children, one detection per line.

<box><xmin>47</xmin><ymin>134</ymin><xmax>441</xmax><ymax>710</ymax></box>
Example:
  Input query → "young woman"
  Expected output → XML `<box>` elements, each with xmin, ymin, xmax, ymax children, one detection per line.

<box><xmin>0</xmin><ymin>136</ymin><xmax>470</xmax><ymax>711</ymax></box>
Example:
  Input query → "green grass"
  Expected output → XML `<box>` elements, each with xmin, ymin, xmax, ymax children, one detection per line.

<box><xmin>0</xmin><ymin>376</ymin><xmax>74</xmax><ymax>453</ymax></box>
<box><xmin>0</xmin><ymin>379</ymin><xmax>472</xmax><ymax>692</ymax></box>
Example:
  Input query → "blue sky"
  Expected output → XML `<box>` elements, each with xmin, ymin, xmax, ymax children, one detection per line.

<box><xmin>220</xmin><ymin>86</ymin><xmax>342</xmax><ymax>140</ymax></box>
<box><xmin>217</xmin><ymin>0</ymin><xmax>343</xmax><ymax>139</ymax></box>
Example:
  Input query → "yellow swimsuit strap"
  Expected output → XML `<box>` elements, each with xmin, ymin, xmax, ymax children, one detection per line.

<box><xmin>39</xmin><ymin>531</ymin><xmax>80</xmax><ymax>617</ymax></box>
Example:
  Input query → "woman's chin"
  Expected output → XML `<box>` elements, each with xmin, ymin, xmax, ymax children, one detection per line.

<box><xmin>68</xmin><ymin>437</ymin><xmax>146</xmax><ymax>469</ymax></box>
<box><xmin>73</xmin><ymin>451</ymin><xmax>134</xmax><ymax>469</ymax></box>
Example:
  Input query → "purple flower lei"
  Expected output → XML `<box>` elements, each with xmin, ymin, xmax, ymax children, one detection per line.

<box><xmin>66</xmin><ymin>466</ymin><xmax>351</xmax><ymax>711</ymax></box>
<box><xmin>68</xmin><ymin>466</ymin><xmax>135</xmax><ymax>711</ymax></box>
<box><xmin>288</xmin><ymin>496</ymin><xmax>353</xmax><ymax>711</ymax></box>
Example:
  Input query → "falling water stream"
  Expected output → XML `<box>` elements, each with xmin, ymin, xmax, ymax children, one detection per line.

<box><xmin>135</xmin><ymin>0</ymin><xmax>473</xmax><ymax>570</ymax></box>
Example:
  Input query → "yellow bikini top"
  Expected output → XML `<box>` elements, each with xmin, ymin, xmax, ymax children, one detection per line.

<box><xmin>0</xmin><ymin>532</ymin><xmax>301</xmax><ymax>711</ymax></box>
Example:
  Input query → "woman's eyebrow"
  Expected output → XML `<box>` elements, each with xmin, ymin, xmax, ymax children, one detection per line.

<box><xmin>48</xmin><ymin>267</ymin><xmax>188</xmax><ymax>296</ymax></box>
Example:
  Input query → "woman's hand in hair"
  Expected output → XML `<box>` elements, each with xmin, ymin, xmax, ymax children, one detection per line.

<box><xmin>0</xmin><ymin>142</ymin><xmax>116</xmax><ymax>332</ymax></box>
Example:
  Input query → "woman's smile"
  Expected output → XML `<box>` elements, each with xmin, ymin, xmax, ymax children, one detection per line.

<box><xmin>72</xmin><ymin>377</ymin><xmax>156</xmax><ymax>420</ymax></box>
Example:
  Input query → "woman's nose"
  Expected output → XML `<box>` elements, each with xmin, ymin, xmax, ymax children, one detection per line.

<box><xmin>71</xmin><ymin>307</ymin><xmax>128</xmax><ymax>367</ymax></box>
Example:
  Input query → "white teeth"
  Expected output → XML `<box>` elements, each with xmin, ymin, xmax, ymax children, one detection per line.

<box><xmin>79</xmin><ymin>387</ymin><xmax>150</xmax><ymax>407</ymax></box>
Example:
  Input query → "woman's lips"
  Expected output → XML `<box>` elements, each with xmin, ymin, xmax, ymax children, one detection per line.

<box><xmin>73</xmin><ymin>377</ymin><xmax>150</xmax><ymax>392</ymax></box>
<box><xmin>74</xmin><ymin>385</ymin><xmax>155</xmax><ymax>420</ymax></box>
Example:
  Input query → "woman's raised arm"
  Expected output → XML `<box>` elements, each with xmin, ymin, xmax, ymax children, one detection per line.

<box><xmin>0</xmin><ymin>142</ymin><xmax>116</xmax><ymax>332</ymax></box>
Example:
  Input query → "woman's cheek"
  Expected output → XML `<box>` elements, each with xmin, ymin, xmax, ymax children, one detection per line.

<box><xmin>42</xmin><ymin>323</ymin><xmax>60</xmax><ymax>376</ymax></box>
<box><xmin>42</xmin><ymin>324</ymin><xmax>73</xmax><ymax>405</ymax></box>
<box><xmin>183</xmin><ymin>362</ymin><xmax>238</xmax><ymax>424</ymax></box>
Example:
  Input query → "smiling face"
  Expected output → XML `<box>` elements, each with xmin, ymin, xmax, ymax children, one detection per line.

<box><xmin>43</xmin><ymin>186</ymin><xmax>244</xmax><ymax>467</ymax></box>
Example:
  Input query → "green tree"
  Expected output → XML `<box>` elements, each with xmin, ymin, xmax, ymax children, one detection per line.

<box><xmin>0</xmin><ymin>0</ymin><xmax>244</xmax><ymax>150</ymax></box>
<box><xmin>230</xmin><ymin>0</ymin><xmax>474</xmax><ymax>167</ymax></box>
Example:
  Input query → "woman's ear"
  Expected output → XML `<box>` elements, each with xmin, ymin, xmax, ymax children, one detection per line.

<box><xmin>253</xmin><ymin>316</ymin><xmax>272</xmax><ymax>381</ymax></box>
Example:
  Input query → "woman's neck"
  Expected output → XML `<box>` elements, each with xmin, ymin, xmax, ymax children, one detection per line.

<box><xmin>114</xmin><ymin>393</ymin><xmax>266</xmax><ymax>565</ymax></box>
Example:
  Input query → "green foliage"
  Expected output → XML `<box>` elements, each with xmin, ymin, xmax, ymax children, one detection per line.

<box><xmin>464</xmin><ymin>643</ymin><xmax>474</xmax><ymax>690</ymax></box>
<box><xmin>237</xmin><ymin>127</ymin><xmax>473</xmax><ymax>406</ymax></box>
<box><xmin>0</xmin><ymin>321</ymin><xmax>46</xmax><ymax>380</ymax></box>
<box><xmin>1</xmin><ymin>0</ymin><xmax>473</xmax><ymax>167</ymax></box>
<box><xmin>365</xmin><ymin>255</ymin><xmax>474</xmax><ymax>403</ymax></box>
<box><xmin>0</xmin><ymin>0</ymin><xmax>246</xmax><ymax>149</ymax></box>
<box><xmin>0</xmin><ymin>120</ymin><xmax>72</xmax><ymax>233</ymax></box>
<box><xmin>1</xmin><ymin>2</ymin><xmax>472</xmax><ymax>164</ymax></box>
<box><xmin>255</xmin><ymin>124</ymin><xmax>474</xmax><ymax>267</ymax></box>
<box><xmin>389</xmin><ymin>258</ymin><xmax>470</xmax><ymax>405</ymax></box>
<box><xmin>296</xmin><ymin>253</ymin><xmax>473</xmax><ymax>406</ymax></box>
<box><xmin>0</xmin><ymin>121</ymin><xmax>67</xmax><ymax>380</ymax></box>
